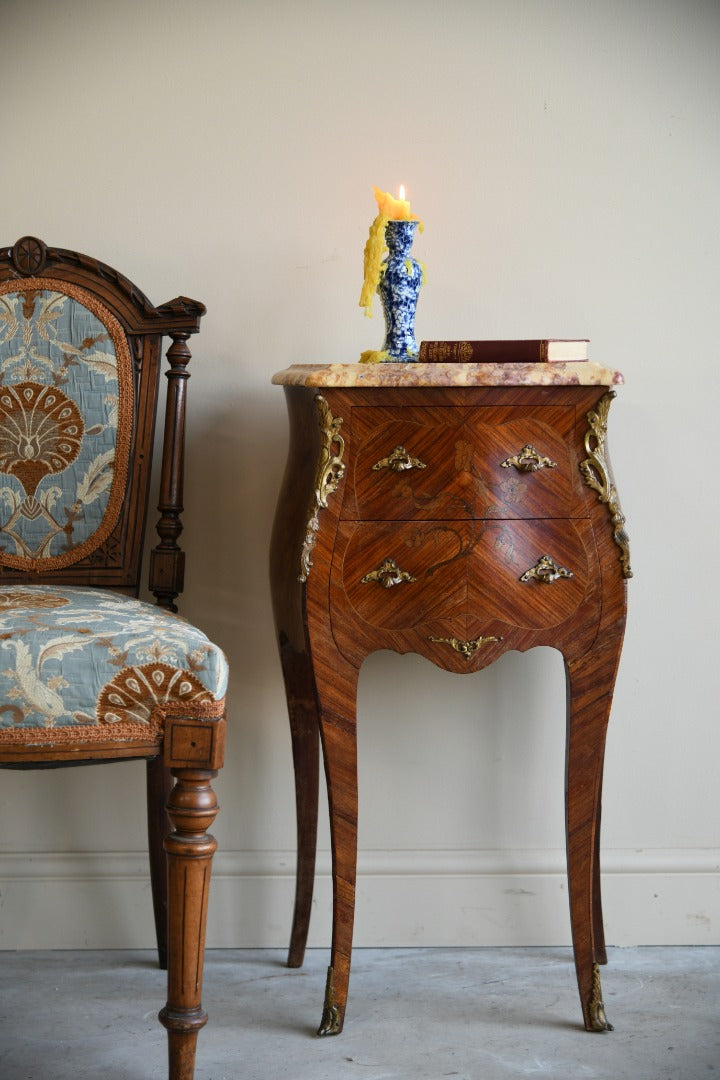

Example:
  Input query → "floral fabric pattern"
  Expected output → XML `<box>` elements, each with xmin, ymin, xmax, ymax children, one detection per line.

<box><xmin>0</xmin><ymin>281</ymin><xmax>132</xmax><ymax>570</ymax></box>
<box><xmin>0</xmin><ymin>586</ymin><xmax>228</xmax><ymax>745</ymax></box>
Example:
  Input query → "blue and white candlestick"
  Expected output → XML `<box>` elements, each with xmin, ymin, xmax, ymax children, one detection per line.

<box><xmin>378</xmin><ymin>220</ymin><xmax>423</xmax><ymax>361</ymax></box>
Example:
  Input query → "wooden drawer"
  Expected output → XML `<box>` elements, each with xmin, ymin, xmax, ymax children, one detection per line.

<box><xmin>466</xmin><ymin>518</ymin><xmax>591</xmax><ymax>629</ymax></box>
<box><xmin>348</xmin><ymin>407</ymin><xmax>479</xmax><ymax>521</ymax></box>
<box><xmin>339</xmin><ymin>520</ymin><xmax>468</xmax><ymax>630</ymax></box>
<box><xmin>466</xmin><ymin>406</ymin><xmax>582</xmax><ymax>519</ymax></box>
<box><xmin>345</xmin><ymin>405</ymin><xmax>583</xmax><ymax>521</ymax></box>
<box><xmin>339</xmin><ymin>518</ymin><xmax>592</xmax><ymax>633</ymax></box>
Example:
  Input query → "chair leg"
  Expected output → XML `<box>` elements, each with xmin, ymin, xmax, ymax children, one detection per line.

<box><xmin>147</xmin><ymin>756</ymin><xmax>173</xmax><ymax>969</ymax></box>
<box><xmin>159</xmin><ymin>767</ymin><xmax>219</xmax><ymax>1080</ymax></box>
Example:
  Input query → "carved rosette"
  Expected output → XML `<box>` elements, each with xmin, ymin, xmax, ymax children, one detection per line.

<box><xmin>580</xmin><ymin>392</ymin><xmax>633</xmax><ymax>579</ymax></box>
<box><xmin>298</xmin><ymin>395</ymin><xmax>346</xmax><ymax>582</ymax></box>
<box><xmin>11</xmin><ymin>236</ymin><xmax>47</xmax><ymax>276</ymax></box>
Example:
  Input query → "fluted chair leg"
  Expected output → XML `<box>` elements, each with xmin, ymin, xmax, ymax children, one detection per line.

<box><xmin>159</xmin><ymin>768</ymin><xmax>219</xmax><ymax>1080</ymax></box>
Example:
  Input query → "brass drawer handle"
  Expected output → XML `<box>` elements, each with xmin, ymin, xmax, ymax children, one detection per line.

<box><xmin>361</xmin><ymin>558</ymin><xmax>417</xmax><ymax>588</ymax></box>
<box><xmin>520</xmin><ymin>554</ymin><xmax>573</xmax><ymax>585</ymax></box>
<box><xmin>372</xmin><ymin>445</ymin><xmax>427</xmax><ymax>473</ymax></box>
<box><xmin>501</xmin><ymin>444</ymin><xmax>557</xmax><ymax>473</ymax></box>
<box><xmin>429</xmin><ymin>634</ymin><xmax>502</xmax><ymax>660</ymax></box>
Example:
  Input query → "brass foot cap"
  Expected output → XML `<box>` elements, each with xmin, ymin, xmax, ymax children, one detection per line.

<box><xmin>317</xmin><ymin>1004</ymin><xmax>343</xmax><ymax>1036</ymax></box>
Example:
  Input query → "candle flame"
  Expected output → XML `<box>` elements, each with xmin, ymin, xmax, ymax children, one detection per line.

<box><xmin>399</xmin><ymin>184</ymin><xmax>406</xmax><ymax>201</ymax></box>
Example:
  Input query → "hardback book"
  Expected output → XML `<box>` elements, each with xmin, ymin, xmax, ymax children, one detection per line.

<box><xmin>418</xmin><ymin>339</ymin><xmax>589</xmax><ymax>363</ymax></box>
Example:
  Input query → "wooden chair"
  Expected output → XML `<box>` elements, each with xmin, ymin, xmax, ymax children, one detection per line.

<box><xmin>0</xmin><ymin>236</ymin><xmax>227</xmax><ymax>1080</ymax></box>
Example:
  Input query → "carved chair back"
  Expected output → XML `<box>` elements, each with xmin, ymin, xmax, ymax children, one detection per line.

<box><xmin>0</xmin><ymin>237</ymin><xmax>204</xmax><ymax>608</ymax></box>
<box><xmin>0</xmin><ymin>240</ymin><xmax>227</xmax><ymax>1080</ymax></box>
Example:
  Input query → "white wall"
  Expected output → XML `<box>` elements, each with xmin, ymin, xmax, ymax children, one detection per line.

<box><xmin>1</xmin><ymin>0</ymin><xmax>718</xmax><ymax>950</ymax></box>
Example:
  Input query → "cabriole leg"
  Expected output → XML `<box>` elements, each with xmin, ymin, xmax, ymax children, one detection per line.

<box><xmin>280</xmin><ymin>650</ymin><xmax>321</xmax><ymax>969</ymax></box>
<box><xmin>592</xmin><ymin>759</ymin><xmax>607</xmax><ymax>966</ymax></box>
<box><xmin>565</xmin><ymin>641</ymin><xmax>622</xmax><ymax>1032</ymax></box>
<box><xmin>315</xmin><ymin>656</ymin><xmax>360</xmax><ymax>1036</ymax></box>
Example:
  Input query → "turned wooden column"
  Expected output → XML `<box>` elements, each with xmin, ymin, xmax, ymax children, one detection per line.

<box><xmin>159</xmin><ymin>768</ymin><xmax>219</xmax><ymax>1079</ymax></box>
<box><xmin>151</xmin><ymin>330</ymin><xmax>191</xmax><ymax>613</ymax></box>
<box><xmin>159</xmin><ymin>710</ymin><xmax>225</xmax><ymax>1080</ymax></box>
<box><xmin>148</xmin><ymin>328</ymin><xmax>195</xmax><ymax>972</ymax></box>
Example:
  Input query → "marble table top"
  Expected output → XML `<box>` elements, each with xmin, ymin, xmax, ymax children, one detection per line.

<box><xmin>272</xmin><ymin>362</ymin><xmax>624</xmax><ymax>388</ymax></box>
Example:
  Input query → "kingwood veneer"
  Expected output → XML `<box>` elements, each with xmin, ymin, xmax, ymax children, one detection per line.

<box><xmin>270</xmin><ymin>361</ymin><xmax>631</xmax><ymax>1035</ymax></box>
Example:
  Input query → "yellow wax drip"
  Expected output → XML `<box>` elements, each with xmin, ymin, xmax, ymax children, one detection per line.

<box><xmin>359</xmin><ymin>212</ymin><xmax>388</xmax><ymax>318</ymax></box>
<box><xmin>359</xmin><ymin>349</ymin><xmax>389</xmax><ymax>364</ymax></box>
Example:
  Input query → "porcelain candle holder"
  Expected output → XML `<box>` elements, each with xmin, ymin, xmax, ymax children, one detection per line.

<box><xmin>378</xmin><ymin>220</ymin><xmax>422</xmax><ymax>360</ymax></box>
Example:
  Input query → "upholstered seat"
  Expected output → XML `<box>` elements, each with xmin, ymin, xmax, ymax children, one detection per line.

<box><xmin>0</xmin><ymin>236</ymin><xmax>226</xmax><ymax>1080</ymax></box>
<box><xmin>0</xmin><ymin>586</ymin><xmax>227</xmax><ymax>745</ymax></box>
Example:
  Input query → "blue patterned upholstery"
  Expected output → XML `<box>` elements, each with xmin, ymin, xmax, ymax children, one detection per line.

<box><xmin>0</xmin><ymin>586</ymin><xmax>228</xmax><ymax>748</ymax></box>
<box><xmin>0</xmin><ymin>281</ymin><xmax>132</xmax><ymax>572</ymax></box>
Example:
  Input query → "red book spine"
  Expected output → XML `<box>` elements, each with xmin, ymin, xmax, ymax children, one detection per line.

<box><xmin>418</xmin><ymin>339</ymin><xmax>588</xmax><ymax>363</ymax></box>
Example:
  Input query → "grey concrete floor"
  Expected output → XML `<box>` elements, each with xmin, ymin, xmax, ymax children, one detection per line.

<box><xmin>0</xmin><ymin>947</ymin><xmax>717</xmax><ymax>1080</ymax></box>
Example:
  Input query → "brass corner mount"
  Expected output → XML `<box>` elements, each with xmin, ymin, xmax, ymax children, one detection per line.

<box><xmin>581</xmin><ymin>392</ymin><xmax>633</xmax><ymax>580</ymax></box>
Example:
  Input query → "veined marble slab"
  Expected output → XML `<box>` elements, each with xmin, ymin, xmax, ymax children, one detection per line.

<box><xmin>272</xmin><ymin>362</ymin><xmax>624</xmax><ymax>388</ymax></box>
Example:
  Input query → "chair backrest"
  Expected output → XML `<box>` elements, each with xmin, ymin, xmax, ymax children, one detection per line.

<box><xmin>0</xmin><ymin>236</ymin><xmax>205</xmax><ymax>609</ymax></box>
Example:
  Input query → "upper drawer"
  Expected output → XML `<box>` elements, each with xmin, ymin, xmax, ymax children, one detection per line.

<box><xmin>345</xmin><ymin>405</ymin><xmax>583</xmax><ymax>520</ymax></box>
<box><xmin>467</xmin><ymin>405</ymin><xmax>583</xmax><ymax>519</ymax></box>
<box><xmin>348</xmin><ymin>407</ymin><xmax>481</xmax><ymax>521</ymax></box>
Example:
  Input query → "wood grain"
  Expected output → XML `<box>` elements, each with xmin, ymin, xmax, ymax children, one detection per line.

<box><xmin>0</xmin><ymin>238</ymin><xmax>225</xmax><ymax>1079</ymax></box>
<box><xmin>270</xmin><ymin>379</ymin><xmax>629</xmax><ymax>1035</ymax></box>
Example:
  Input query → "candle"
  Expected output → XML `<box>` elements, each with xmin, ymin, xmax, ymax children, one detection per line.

<box><xmin>373</xmin><ymin>184</ymin><xmax>414</xmax><ymax>221</ymax></box>
<box><xmin>360</xmin><ymin>185</ymin><xmax>422</xmax><ymax>318</ymax></box>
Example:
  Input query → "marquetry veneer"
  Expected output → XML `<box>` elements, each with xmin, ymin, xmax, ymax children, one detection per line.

<box><xmin>270</xmin><ymin>362</ymin><xmax>631</xmax><ymax>1036</ymax></box>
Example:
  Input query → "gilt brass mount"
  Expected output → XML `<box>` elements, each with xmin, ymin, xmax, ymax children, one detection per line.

<box><xmin>317</xmin><ymin>965</ymin><xmax>342</xmax><ymax>1036</ymax></box>
<box><xmin>588</xmin><ymin>963</ymin><xmax>614</xmax><ymax>1032</ymax></box>
<box><xmin>580</xmin><ymin>392</ymin><xmax>633</xmax><ymax>579</ymax></box>
<box><xmin>520</xmin><ymin>554</ymin><xmax>573</xmax><ymax>584</ymax></box>
<box><xmin>429</xmin><ymin>635</ymin><xmax>502</xmax><ymax>659</ymax></box>
<box><xmin>372</xmin><ymin>445</ymin><xmax>427</xmax><ymax>472</ymax></box>
<box><xmin>299</xmin><ymin>396</ymin><xmax>346</xmax><ymax>582</ymax></box>
<box><xmin>361</xmin><ymin>558</ymin><xmax>417</xmax><ymax>588</ymax></box>
<box><xmin>501</xmin><ymin>444</ymin><xmax>557</xmax><ymax>473</ymax></box>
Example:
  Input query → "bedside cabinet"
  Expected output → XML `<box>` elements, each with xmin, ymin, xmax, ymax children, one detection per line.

<box><xmin>270</xmin><ymin>362</ymin><xmax>631</xmax><ymax>1036</ymax></box>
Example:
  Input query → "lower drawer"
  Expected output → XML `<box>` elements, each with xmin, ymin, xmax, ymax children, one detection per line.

<box><xmin>338</xmin><ymin>518</ymin><xmax>595</xmax><ymax>632</ymax></box>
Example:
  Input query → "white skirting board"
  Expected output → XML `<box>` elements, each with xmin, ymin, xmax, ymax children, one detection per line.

<box><xmin>0</xmin><ymin>848</ymin><xmax>717</xmax><ymax>949</ymax></box>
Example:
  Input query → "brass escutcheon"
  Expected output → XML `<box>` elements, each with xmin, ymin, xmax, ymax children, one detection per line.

<box><xmin>361</xmin><ymin>558</ymin><xmax>417</xmax><ymax>588</ymax></box>
<box><xmin>372</xmin><ymin>445</ymin><xmax>427</xmax><ymax>472</ymax></box>
<box><xmin>520</xmin><ymin>554</ymin><xmax>573</xmax><ymax>584</ymax></box>
<box><xmin>501</xmin><ymin>444</ymin><xmax>557</xmax><ymax>473</ymax></box>
<box><xmin>429</xmin><ymin>635</ymin><xmax>503</xmax><ymax>660</ymax></box>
